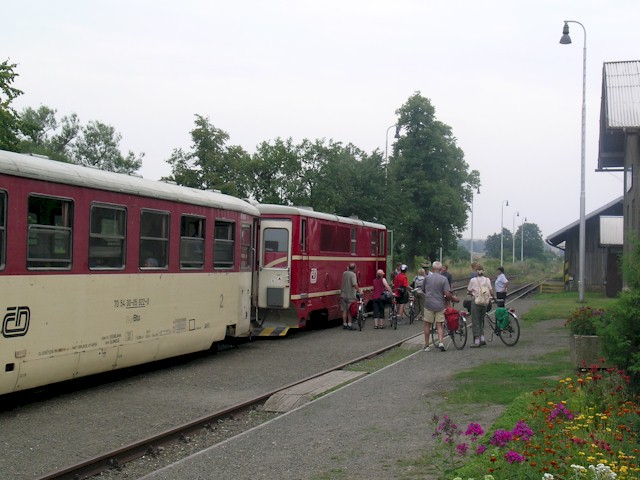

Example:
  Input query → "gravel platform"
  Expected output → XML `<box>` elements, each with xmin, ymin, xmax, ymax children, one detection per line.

<box><xmin>1</xmin><ymin>314</ymin><xmax>427</xmax><ymax>479</ymax></box>
<box><xmin>142</xmin><ymin>300</ymin><xmax>570</xmax><ymax>480</ymax></box>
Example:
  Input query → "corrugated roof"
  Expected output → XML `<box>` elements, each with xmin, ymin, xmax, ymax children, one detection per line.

<box><xmin>603</xmin><ymin>60</ymin><xmax>640</xmax><ymax>129</ymax></box>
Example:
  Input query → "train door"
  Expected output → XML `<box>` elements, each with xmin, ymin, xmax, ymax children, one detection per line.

<box><xmin>258</xmin><ymin>220</ymin><xmax>291</xmax><ymax>309</ymax></box>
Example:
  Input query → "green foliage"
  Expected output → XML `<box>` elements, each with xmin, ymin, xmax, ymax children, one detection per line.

<box><xmin>484</xmin><ymin>223</ymin><xmax>544</xmax><ymax>261</ymax></box>
<box><xmin>72</xmin><ymin>120</ymin><xmax>143</xmax><ymax>173</ymax></box>
<box><xmin>386</xmin><ymin>92</ymin><xmax>479</xmax><ymax>267</ymax></box>
<box><xmin>565</xmin><ymin>306</ymin><xmax>606</xmax><ymax>335</ymax></box>
<box><xmin>0</xmin><ymin>59</ymin><xmax>23</xmax><ymax>151</ymax></box>
<box><xmin>598</xmin><ymin>239</ymin><xmax>640</xmax><ymax>390</ymax></box>
<box><xmin>165</xmin><ymin>115</ymin><xmax>251</xmax><ymax>197</ymax></box>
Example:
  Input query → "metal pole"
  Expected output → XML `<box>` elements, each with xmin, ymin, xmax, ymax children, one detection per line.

<box><xmin>520</xmin><ymin>217</ymin><xmax>526</xmax><ymax>262</ymax></box>
<box><xmin>500</xmin><ymin>200</ymin><xmax>508</xmax><ymax>266</ymax></box>
<box><xmin>470</xmin><ymin>195</ymin><xmax>474</xmax><ymax>263</ymax></box>
<box><xmin>560</xmin><ymin>20</ymin><xmax>587</xmax><ymax>302</ymax></box>
<box><xmin>512</xmin><ymin>211</ymin><xmax>519</xmax><ymax>264</ymax></box>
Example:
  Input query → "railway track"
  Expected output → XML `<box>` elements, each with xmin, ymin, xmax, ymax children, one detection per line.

<box><xmin>37</xmin><ymin>335</ymin><xmax>420</xmax><ymax>480</ymax></box>
<box><xmin>36</xmin><ymin>282</ymin><xmax>544</xmax><ymax>480</ymax></box>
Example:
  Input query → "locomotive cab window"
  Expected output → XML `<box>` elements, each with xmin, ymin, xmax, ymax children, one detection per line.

<box><xmin>27</xmin><ymin>195</ymin><xmax>73</xmax><ymax>270</ymax></box>
<box><xmin>0</xmin><ymin>190</ymin><xmax>5</xmax><ymax>270</ymax></box>
<box><xmin>214</xmin><ymin>220</ymin><xmax>235</xmax><ymax>269</ymax></box>
<box><xmin>371</xmin><ymin>230</ymin><xmax>377</xmax><ymax>256</ymax></box>
<box><xmin>180</xmin><ymin>215</ymin><xmax>205</xmax><ymax>269</ymax></box>
<box><xmin>351</xmin><ymin>227</ymin><xmax>356</xmax><ymax>254</ymax></box>
<box><xmin>139</xmin><ymin>210</ymin><xmax>169</xmax><ymax>268</ymax></box>
<box><xmin>89</xmin><ymin>204</ymin><xmax>126</xmax><ymax>269</ymax></box>
<box><xmin>378</xmin><ymin>231</ymin><xmax>385</xmax><ymax>256</ymax></box>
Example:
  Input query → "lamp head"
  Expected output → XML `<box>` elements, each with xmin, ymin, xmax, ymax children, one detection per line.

<box><xmin>560</xmin><ymin>22</ymin><xmax>572</xmax><ymax>44</ymax></box>
<box><xmin>476</xmin><ymin>187</ymin><xmax>481</xmax><ymax>194</ymax></box>
<box><xmin>394</xmin><ymin>126</ymin><xmax>401</xmax><ymax>139</ymax></box>
<box><xmin>506</xmin><ymin>200</ymin><xmax>509</xmax><ymax>207</ymax></box>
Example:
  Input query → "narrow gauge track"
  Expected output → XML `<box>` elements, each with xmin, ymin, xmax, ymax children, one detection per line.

<box><xmin>36</xmin><ymin>280</ymin><xmax>544</xmax><ymax>480</ymax></box>
<box><xmin>37</xmin><ymin>335</ymin><xmax>420</xmax><ymax>480</ymax></box>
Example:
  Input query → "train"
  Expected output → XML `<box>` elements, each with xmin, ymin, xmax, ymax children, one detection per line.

<box><xmin>0</xmin><ymin>149</ymin><xmax>387</xmax><ymax>395</ymax></box>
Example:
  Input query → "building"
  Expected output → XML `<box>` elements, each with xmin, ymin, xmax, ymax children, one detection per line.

<box><xmin>546</xmin><ymin>197</ymin><xmax>623</xmax><ymax>297</ymax></box>
<box><xmin>597</xmin><ymin>60</ymin><xmax>640</xmax><ymax>258</ymax></box>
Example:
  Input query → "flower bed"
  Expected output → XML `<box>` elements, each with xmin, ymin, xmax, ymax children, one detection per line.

<box><xmin>444</xmin><ymin>367</ymin><xmax>640</xmax><ymax>479</ymax></box>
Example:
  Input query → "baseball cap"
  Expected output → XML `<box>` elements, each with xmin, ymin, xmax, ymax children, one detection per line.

<box><xmin>401</xmin><ymin>264</ymin><xmax>408</xmax><ymax>271</ymax></box>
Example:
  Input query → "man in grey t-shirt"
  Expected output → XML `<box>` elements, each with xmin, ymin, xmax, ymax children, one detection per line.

<box><xmin>340</xmin><ymin>263</ymin><xmax>359</xmax><ymax>330</ymax></box>
<box><xmin>421</xmin><ymin>261</ymin><xmax>459</xmax><ymax>351</ymax></box>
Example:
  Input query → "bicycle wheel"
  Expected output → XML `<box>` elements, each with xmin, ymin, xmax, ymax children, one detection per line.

<box><xmin>498</xmin><ymin>312</ymin><xmax>521</xmax><ymax>346</ymax></box>
<box><xmin>357</xmin><ymin>308</ymin><xmax>364</xmax><ymax>331</ymax></box>
<box><xmin>391</xmin><ymin>305</ymin><xmax>398</xmax><ymax>330</ymax></box>
<box><xmin>450</xmin><ymin>315</ymin><xmax>468</xmax><ymax>350</ymax></box>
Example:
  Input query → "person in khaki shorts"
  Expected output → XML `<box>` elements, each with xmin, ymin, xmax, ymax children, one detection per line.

<box><xmin>340</xmin><ymin>263</ymin><xmax>359</xmax><ymax>330</ymax></box>
<box><xmin>421</xmin><ymin>261</ymin><xmax>459</xmax><ymax>351</ymax></box>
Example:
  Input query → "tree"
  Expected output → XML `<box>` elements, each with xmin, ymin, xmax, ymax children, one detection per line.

<box><xmin>0</xmin><ymin>59</ymin><xmax>23</xmax><ymax>151</ymax></box>
<box><xmin>72</xmin><ymin>121</ymin><xmax>143</xmax><ymax>174</ymax></box>
<box><xmin>165</xmin><ymin>115</ymin><xmax>251</xmax><ymax>197</ymax></box>
<box><xmin>484</xmin><ymin>228</ymin><xmax>513</xmax><ymax>261</ymax></box>
<box><xmin>387</xmin><ymin>92</ymin><xmax>479</xmax><ymax>269</ymax></box>
<box><xmin>485</xmin><ymin>223</ymin><xmax>544</xmax><ymax>261</ymax></box>
<box><xmin>514</xmin><ymin>222</ymin><xmax>545</xmax><ymax>260</ymax></box>
<box><xmin>18</xmin><ymin>106</ymin><xmax>78</xmax><ymax>162</ymax></box>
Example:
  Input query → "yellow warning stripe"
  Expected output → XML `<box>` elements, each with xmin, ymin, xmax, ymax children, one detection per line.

<box><xmin>251</xmin><ymin>326</ymin><xmax>290</xmax><ymax>337</ymax></box>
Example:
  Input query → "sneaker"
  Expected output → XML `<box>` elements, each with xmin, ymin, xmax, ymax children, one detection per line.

<box><xmin>438</xmin><ymin>342</ymin><xmax>446</xmax><ymax>352</ymax></box>
<box><xmin>346</xmin><ymin>324</ymin><xmax>353</xmax><ymax>330</ymax></box>
<box><xmin>343</xmin><ymin>324</ymin><xmax>348</xmax><ymax>329</ymax></box>
<box><xmin>469</xmin><ymin>343</ymin><xmax>481</xmax><ymax>348</ymax></box>
<box><xmin>422</xmin><ymin>346</ymin><xmax>431</xmax><ymax>352</ymax></box>
<box><xmin>479</xmin><ymin>340</ymin><xmax>487</xmax><ymax>346</ymax></box>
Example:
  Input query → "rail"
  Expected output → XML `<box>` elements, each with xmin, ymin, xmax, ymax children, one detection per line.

<box><xmin>38</xmin><ymin>281</ymin><xmax>545</xmax><ymax>479</ymax></box>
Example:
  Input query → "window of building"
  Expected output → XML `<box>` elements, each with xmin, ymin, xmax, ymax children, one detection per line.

<box><xmin>89</xmin><ymin>204</ymin><xmax>126</xmax><ymax>269</ymax></box>
<box><xmin>27</xmin><ymin>195</ymin><xmax>73</xmax><ymax>270</ymax></box>
<box><xmin>139</xmin><ymin>210</ymin><xmax>169</xmax><ymax>268</ymax></box>
<box><xmin>240</xmin><ymin>224</ymin><xmax>252</xmax><ymax>270</ymax></box>
<box><xmin>0</xmin><ymin>190</ymin><xmax>5</xmax><ymax>270</ymax></box>
<box><xmin>180</xmin><ymin>215</ymin><xmax>205</xmax><ymax>269</ymax></box>
<box><xmin>214</xmin><ymin>220</ymin><xmax>235</xmax><ymax>269</ymax></box>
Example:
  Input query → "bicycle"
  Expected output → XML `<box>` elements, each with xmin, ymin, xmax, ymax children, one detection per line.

<box><xmin>484</xmin><ymin>304</ymin><xmax>521</xmax><ymax>346</ymax></box>
<box><xmin>402</xmin><ymin>289</ymin><xmax>417</xmax><ymax>325</ymax></box>
<box><xmin>429</xmin><ymin>304</ymin><xmax>469</xmax><ymax>350</ymax></box>
<box><xmin>389</xmin><ymin>293</ymin><xmax>399</xmax><ymax>330</ymax></box>
<box><xmin>355</xmin><ymin>292</ymin><xmax>366</xmax><ymax>331</ymax></box>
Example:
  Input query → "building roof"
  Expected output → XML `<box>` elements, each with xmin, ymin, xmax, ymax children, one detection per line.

<box><xmin>598</xmin><ymin>60</ymin><xmax>640</xmax><ymax>171</ymax></box>
<box><xmin>545</xmin><ymin>196</ymin><xmax>623</xmax><ymax>246</ymax></box>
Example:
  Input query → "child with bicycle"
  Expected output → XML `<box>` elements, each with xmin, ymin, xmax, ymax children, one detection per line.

<box><xmin>412</xmin><ymin>268</ymin><xmax>427</xmax><ymax>322</ymax></box>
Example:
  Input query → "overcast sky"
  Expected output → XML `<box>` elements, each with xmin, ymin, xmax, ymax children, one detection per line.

<box><xmin>3</xmin><ymin>1</ymin><xmax>637</xmax><ymax>242</ymax></box>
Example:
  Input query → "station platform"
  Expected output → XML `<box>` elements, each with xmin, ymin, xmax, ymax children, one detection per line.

<box><xmin>141</xmin><ymin>315</ymin><xmax>568</xmax><ymax>480</ymax></box>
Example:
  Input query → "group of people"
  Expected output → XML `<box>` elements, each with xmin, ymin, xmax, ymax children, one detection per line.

<box><xmin>339</xmin><ymin>260</ymin><xmax>508</xmax><ymax>351</ymax></box>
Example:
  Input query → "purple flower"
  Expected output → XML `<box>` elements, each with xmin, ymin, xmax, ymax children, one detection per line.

<box><xmin>456</xmin><ymin>443</ymin><xmax>469</xmax><ymax>456</ymax></box>
<box><xmin>490</xmin><ymin>429</ymin><xmax>513</xmax><ymax>447</ymax></box>
<box><xmin>546</xmin><ymin>403</ymin><xmax>574</xmax><ymax>423</ymax></box>
<box><xmin>465</xmin><ymin>422</ymin><xmax>484</xmax><ymax>437</ymax></box>
<box><xmin>504</xmin><ymin>450</ymin><xmax>526</xmax><ymax>464</ymax></box>
<box><xmin>476</xmin><ymin>444</ymin><xmax>487</xmax><ymax>455</ymax></box>
<box><xmin>511</xmin><ymin>420</ymin><xmax>534</xmax><ymax>441</ymax></box>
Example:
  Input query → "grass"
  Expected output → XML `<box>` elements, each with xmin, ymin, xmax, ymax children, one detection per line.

<box><xmin>522</xmin><ymin>291</ymin><xmax>618</xmax><ymax>324</ymax></box>
<box><xmin>447</xmin><ymin>350</ymin><xmax>573</xmax><ymax>406</ymax></box>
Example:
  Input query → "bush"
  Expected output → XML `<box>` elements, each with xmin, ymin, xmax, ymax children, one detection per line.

<box><xmin>564</xmin><ymin>306</ymin><xmax>606</xmax><ymax>335</ymax></box>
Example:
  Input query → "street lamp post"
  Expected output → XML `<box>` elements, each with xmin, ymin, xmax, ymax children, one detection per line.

<box><xmin>500</xmin><ymin>200</ymin><xmax>509</xmax><ymax>266</ymax></box>
<box><xmin>512</xmin><ymin>211</ymin><xmax>519</xmax><ymax>264</ymax></box>
<box><xmin>470</xmin><ymin>187</ymin><xmax>480</xmax><ymax>263</ymax></box>
<box><xmin>521</xmin><ymin>216</ymin><xmax>527</xmax><ymax>262</ymax></box>
<box><xmin>384</xmin><ymin>124</ymin><xmax>401</xmax><ymax>164</ymax></box>
<box><xmin>560</xmin><ymin>20</ymin><xmax>587</xmax><ymax>303</ymax></box>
